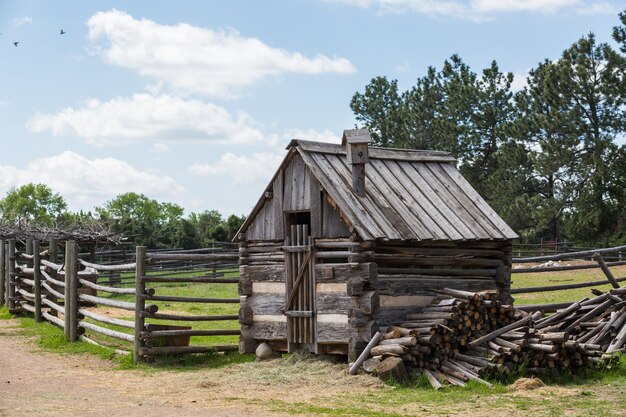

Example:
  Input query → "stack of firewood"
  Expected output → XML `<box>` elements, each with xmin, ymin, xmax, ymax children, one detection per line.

<box><xmin>353</xmin><ymin>287</ymin><xmax>626</xmax><ymax>389</ymax></box>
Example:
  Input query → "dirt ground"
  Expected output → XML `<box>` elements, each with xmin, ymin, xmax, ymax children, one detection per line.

<box><xmin>1</xmin><ymin>317</ymin><xmax>624</xmax><ymax>417</ymax></box>
<box><xmin>0</xmin><ymin>319</ymin><xmax>378</xmax><ymax>417</ymax></box>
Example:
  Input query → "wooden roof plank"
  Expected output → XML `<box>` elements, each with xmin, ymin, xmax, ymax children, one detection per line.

<box><xmin>382</xmin><ymin>160</ymin><xmax>464</xmax><ymax>241</ymax></box>
<box><xmin>374</xmin><ymin>160</ymin><xmax>450</xmax><ymax>239</ymax></box>
<box><xmin>290</xmin><ymin>140</ymin><xmax>456</xmax><ymax>163</ymax></box>
<box><xmin>423</xmin><ymin>163</ymin><xmax>504</xmax><ymax>239</ymax></box>
<box><xmin>439</xmin><ymin>163</ymin><xmax>518</xmax><ymax>239</ymax></box>
<box><xmin>299</xmin><ymin>150</ymin><xmax>378</xmax><ymax>240</ymax></box>
<box><xmin>411</xmin><ymin>162</ymin><xmax>494</xmax><ymax>239</ymax></box>
<box><xmin>396</xmin><ymin>161</ymin><xmax>477</xmax><ymax>240</ymax></box>
<box><xmin>365</xmin><ymin>160</ymin><xmax>435</xmax><ymax>240</ymax></box>
<box><xmin>324</xmin><ymin>154</ymin><xmax>404</xmax><ymax>240</ymax></box>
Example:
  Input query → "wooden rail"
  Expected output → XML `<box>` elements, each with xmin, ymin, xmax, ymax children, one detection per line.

<box><xmin>3</xmin><ymin>239</ymin><xmax>242</xmax><ymax>364</ymax></box>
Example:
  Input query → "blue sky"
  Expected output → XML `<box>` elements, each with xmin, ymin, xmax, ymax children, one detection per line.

<box><xmin>0</xmin><ymin>0</ymin><xmax>623</xmax><ymax>216</ymax></box>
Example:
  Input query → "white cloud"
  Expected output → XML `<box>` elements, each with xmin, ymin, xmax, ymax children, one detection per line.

<box><xmin>12</xmin><ymin>17</ymin><xmax>32</xmax><ymax>27</ymax></box>
<box><xmin>0</xmin><ymin>151</ymin><xmax>183</xmax><ymax>207</ymax></box>
<box><xmin>27</xmin><ymin>94</ymin><xmax>265</xmax><ymax>145</ymax></box>
<box><xmin>189</xmin><ymin>152</ymin><xmax>285</xmax><ymax>184</ymax></box>
<box><xmin>87</xmin><ymin>9</ymin><xmax>356</xmax><ymax>98</ymax></box>
<box><xmin>151</xmin><ymin>143</ymin><xmax>170</xmax><ymax>153</ymax></box>
<box><xmin>283</xmin><ymin>128</ymin><xmax>340</xmax><ymax>144</ymax></box>
<box><xmin>510</xmin><ymin>70</ymin><xmax>529</xmax><ymax>92</ymax></box>
<box><xmin>188</xmin><ymin>127</ymin><xmax>341</xmax><ymax>183</ymax></box>
<box><xmin>576</xmin><ymin>1</ymin><xmax>617</xmax><ymax>15</ymax></box>
<box><xmin>327</xmin><ymin>0</ymin><xmax>614</xmax><ymax>20</ymax></box>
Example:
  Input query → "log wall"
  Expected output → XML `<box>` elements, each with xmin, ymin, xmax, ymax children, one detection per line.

<box><xmin>238</xmin><ymin>237</ymin><xmax>378</xmax><ymax>357</ymax></box>
<box><xmin>373</xmin><ymin>240</ymin><xmax>512</xmax><ymax>326</ymax></box>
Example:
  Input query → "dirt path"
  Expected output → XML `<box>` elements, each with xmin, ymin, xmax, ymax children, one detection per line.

<box><xmin>0</xmin><ymin>319</ymin><xmax>379</xmax><ymax>417</ymax></box>
<box><xmin>0</xmin><ymin>321</ymin><xmax>257</xmax><ymax>416</ymax></box>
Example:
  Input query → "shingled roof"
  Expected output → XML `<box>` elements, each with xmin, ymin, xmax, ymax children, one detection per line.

<box><xmin>239</xmin><ymin>139</ymin><xmax>518</xmax><ymax>242</ymax></box>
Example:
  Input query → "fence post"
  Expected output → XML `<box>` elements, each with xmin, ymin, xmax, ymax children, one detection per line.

<box><xmin>0</xmin><ymin>239</ymin><xmax>5</xmax><ymax>306</ymax></box>
<box><xmin>64</xmin><ymin>241</ymin><xmax>78</xmax><ymax>341</ymax></box>
<box><xmin>33</xmin><ymin>240</ymin><xmax>42</xmax><ymax>322</ymax></box>
<box><xmin>48</xmin><ymin>238</ymin><xmax>58</xmax><ymax>316</ymax></box>
<box><xmin>69</xmin><ymin>241</ymin><xmax>78</xmax><ymax>342</ymax></box>
<box><xmin>134</xmin><ymin>246</ymin><xmax>147</xmax><ymax>364</ymax></box>
<box><xmin>8</xmin><ymin>239</ymin><xmax>16</xmax><ymax>312</ymax></box>
<box><xmin>25</xmin><ymin>238</ymin><xmax>33</xmax><ymax>268</ymax></box>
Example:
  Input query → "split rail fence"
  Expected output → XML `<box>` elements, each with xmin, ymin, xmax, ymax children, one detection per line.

<box><xmin>511</xmin><ymin>244</ymin><xmax>626</xmax><ymax>313</ymax></box>
<box><xmin>0</xmin><ymin>238</ymin><xmax>240</xmax><ymax>363</ymax></box>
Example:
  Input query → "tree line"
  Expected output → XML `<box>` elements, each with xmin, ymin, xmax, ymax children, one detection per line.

<box><xmin>350</xmin><ymin>11</ymin><xmax>626</xmax><ymax>246</ymax></box>
<box><xmin>0</xmin><ymin>183</ymin><xmax>246</xmax><ymax>249</ymax></box>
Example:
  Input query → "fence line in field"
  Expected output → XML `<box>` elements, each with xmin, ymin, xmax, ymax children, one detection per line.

<box><xmin>511</xmin><ymin>243</ymin><xmax>625</xmax><ymax>312</ymax></box>
<box><xmin>0</xmin><ymin>238</ymin><xmax>240</xmax><ymax>363</ymax></box>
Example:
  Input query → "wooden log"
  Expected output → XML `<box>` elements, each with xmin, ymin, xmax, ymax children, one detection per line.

<box><xmin>469</xmin><ymin>315</ymin><xmax>532</xmax><ymax>347</ymax></box>
<box><xmin>134</xmin><ymin>246</ymin><xmax>147</xmax><ymax>364</ymax></box>
<box><xmin>42</xmin><ymin>311</ymin><xmax>65</xmax><ymax>329</ymax></box>
<box><xmin>41</xmin><ymin>297</ymin><xmax>64</xmax><ymax>314</ymax></box>
<box><xmin>565</xmin><ymin>299</ymin><xmax>613</xmax><ymax>332</ymax></box>
<box><xmin>422</xmin><ymin>369</ymin><xmax>443</xmax><ymax>390</ymax></box>
<box><xmin>79</xmin><ymin>335</ymin><xmax>130</xmax><ymax>356</ymax></box>
<box><xmin>79</xmin><ymin>294</ymin><xmax>136</xmax><ymax>310</ymax></box>
<box><xmin>147</xmin><ymin>252</ymin><xmax>239</xmax><ymax>262</ymax></box>
<box><xmin>528</xmin><ymin>343</ymin><xmax>557</xmax><ymax>353</ymax></box>
<box><xmin>444</xmin><ymin>359</ymin><xmax>493</xmax><ymax>387</ymax></box>
<box><xmin>370</xmin><ymin>344</ymin><xmax>407</xmax><ymax>356</ymax></box>
<box><xmin>382</xmin><ymin>329</ymin><xmax>402</xmax><ymax>340</ymax></box>
<box><xmin>78</xmin><ymin>278</ymin><xmax>136</xmax><ymax>295</ymax></box>
<box><xmin>511</xmin><ymin>277</ymin><xmax>626</xmax><ymax>294</ymax></box>
<box><xmin>378</xmin><ymin>267</ymin><xmax>497</xmax><ymax>277</ymax></box>
<box><xmin>513</xmin><ymin>244</ymin><xmax>626</xmax><ymax>263</ymax></box>
<box><xmin>348</xmin><ymin>331</ymin><xmax>383</xmax><ymax>375</ymax></box>
<box><xmin>78</xmin><ymin>259</ymin><xmax>136</xmax><ymax>272</ymax></box>
<box><xmin>535</xmin><ymin>302</ymin><xmax>581</xmax><ymax>329</ymax></box>
<box><xmin>0</xmin><ymin>239</ymin><xmax>4</xmax><ymax>307</ymax></box>
<box><xmin>378</xmin><ymin>336</ymin><xmax>417</xmax><ymax>347</ymax></box>
<box><xmin>537</xmin><ymin>332</ymin><xmax>569</xmax><ymax>343</ymax></box>
<box><xmin>362</xmin><ymin>357</ymin><xmax>381</xmax><ymax>373</ymax></box>
<box><xmin>78</xmin><ymin>308</ymin><xmax>135</xmax><ymax>329</ymax></box>
<box><xmin>41</xmin><ymin>281</ymin><xmax>65</xmax><ymax>300</ymax></box>
<box><xmin>141</xmin><ymin>294</ymin><xmax>240</xmax><ymax>304</ymax></box>
<box><xmin>594</xmin><ymin>253</ymin><xmax>621</xmax><ymax>289</ymax></box>
<box><xmin>139</xmin><ymin>345</ymin><xmax>238</xmax><ymax>355</ymax></box>
<box><xmin>377</xmin><ymin>357</ymin><xmax>409</xmax><ymax>383</ymax></box>
<box><xmin>607</xmin><ymin>316</ymin><xmax>626</xmax><ymax>354</ymax></box>
<box><xmin>141</xmin><ymin>275</ymin><xmax>237</xmax><ymax>284</ymax></box>
<box><xmin>142</xmin><ymin>329</ymin><xmax>240</xmax><ymax>338</ymax></box>
<box><xmin>7</xmin><ymin>240</ymin><xmax>16</xmax><ymax>311</ymax></box>
<box><xmin>436</xmin><ymin>370</ymin><xmax>466</xmax><ymax>387</ymax></box>
<box><xmin>64</xmin><ymin>241</ymin><xmax>78</xmax><ymax>342</ymax></box>
<box><xmin>79</xmin><ymin>320</ymin><xmax>134</xmax><ymax>342</ymax></box>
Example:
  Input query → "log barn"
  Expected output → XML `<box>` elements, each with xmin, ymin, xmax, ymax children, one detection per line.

<box><xmin>236</xmin><ymin>129</ymin><xmax>518</xmax><ymax>360</ymax></box>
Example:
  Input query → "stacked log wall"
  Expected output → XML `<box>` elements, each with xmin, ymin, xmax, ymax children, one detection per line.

<box><xmin>373</xmin><ymin>240</ymin><xmax>512</xmax><ymax>326</ymax></box>
<box><xmin>238</xmin><ymin>240</ymin><xmax>286</xmax><ymax>353</ymax></box>
<box><xmin>239</xmin><ymin>237</ymin><xmax>380</xmax><ymax>357</ymax></box>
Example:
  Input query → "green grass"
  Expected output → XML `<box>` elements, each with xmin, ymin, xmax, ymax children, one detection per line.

<box><xmin>5</xmin><ymin>313</ymin><xmax>134</xmax><ymax>368</ymax></box>
<box><xmin>263</xmin><ymin>355</ymin><xmax>626</xmax><ymax>417</ymax></box>
<box><xmin>511</xmin><ymin>264</ymin><xmax>626</xmax><ymax>305</ymax></box>
<box><xmin>0</xmin><ymin>305</ymin><xmax>12</xmax><ymax>319</ymax></box>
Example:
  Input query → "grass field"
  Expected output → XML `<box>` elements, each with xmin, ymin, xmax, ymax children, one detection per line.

<box><xmin>511</xmin><ymin>263</ymin><xmax>626</xmax><ymax>305</ymax></box>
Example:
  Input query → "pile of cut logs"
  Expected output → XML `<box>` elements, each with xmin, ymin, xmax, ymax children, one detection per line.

<box><xmin>350</xmin><ymin>287</ymin><xmax>626</xmax><ymax>389</ymax></box>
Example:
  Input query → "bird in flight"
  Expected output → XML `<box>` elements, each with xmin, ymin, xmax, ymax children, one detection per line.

<box><xmin>13</xmin><ymin>42</ymin><xmax>18</xmax><ymax>47</ymax></box>
<box><xmin>60</xmin><ymin>29</ymin><xmax>66</xmax><ymax>35</ymax></box>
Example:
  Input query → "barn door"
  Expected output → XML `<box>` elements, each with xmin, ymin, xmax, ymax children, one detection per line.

<box><xmin>284</xmin><ymin>223</ymin><xmax>316</xmax><ymax>352</ymax></box>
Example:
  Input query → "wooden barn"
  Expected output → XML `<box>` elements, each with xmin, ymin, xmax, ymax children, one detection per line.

<box><xmin>236</xmin><ymin>129</ymin><xmax>518</xmax><ymax>360</ymax></box>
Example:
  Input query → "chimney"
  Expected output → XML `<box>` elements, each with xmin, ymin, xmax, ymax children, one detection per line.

<box><xmin>342</xmin><ymin>128</ymin><xmax>371</xmax><ymax>197</ymax></box>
